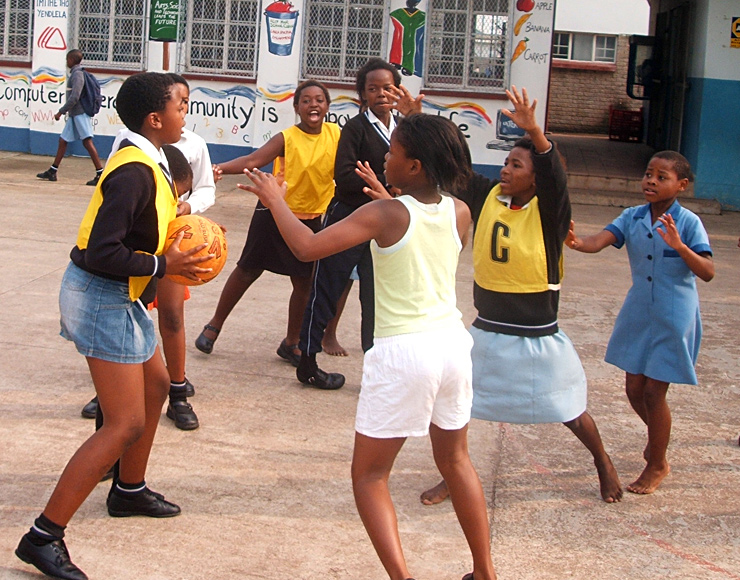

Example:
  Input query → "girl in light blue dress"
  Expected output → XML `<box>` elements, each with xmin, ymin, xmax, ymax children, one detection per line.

<box><xmin>568</xmin><ymin>150</ymin><xmax>714</xmax><ymax>495</ymax></box>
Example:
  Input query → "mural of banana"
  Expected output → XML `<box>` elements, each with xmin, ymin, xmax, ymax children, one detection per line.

<box><xmin>514</xmin><ymin>13</ymin><xmax>532</xmax><ymax>36</ymax></box>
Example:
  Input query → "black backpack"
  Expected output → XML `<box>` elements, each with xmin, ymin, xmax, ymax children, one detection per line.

<box><xmin>80</xmin><ymin>69</ymin><xmax>103</xmax><ymax>117</ymax></box>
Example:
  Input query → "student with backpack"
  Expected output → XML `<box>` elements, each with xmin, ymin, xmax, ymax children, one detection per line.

<box><xmin>36</xmin><ymin>49</ymin><xmax>104</xmax><ymax>187</ymax></box>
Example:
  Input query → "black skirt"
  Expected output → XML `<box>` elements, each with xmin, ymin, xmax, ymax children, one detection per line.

<box><xmin>237</xmin><ymin>201</ymin><xmax>321</xmax><ymax>277</ymax></box>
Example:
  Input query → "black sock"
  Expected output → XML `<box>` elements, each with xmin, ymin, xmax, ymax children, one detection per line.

<box><xmin>95</xmin><ymin>167</ymin><xmax>103</xmax><ymax>175</ymax></box>
<box><xmin>49</xmin><ymin>165</ymin><xmax>58</xmax><ymax>173</ymax></box>
<box><xmin>298</xmin><ymin>352</ymin><xmax>318</xmax><ymax>377</ymax></box>
<box><xmin>114</xmin><ymin>480</ymin><xmax>146</xmax><ymax>496</ymax></box>
<box><xmin>28</xmin><ymin>514</ymin><xmax>65</xmax><ymax>545</ymax></box>
<box><xmin>170</xmin><ymin>381</ymin><xmax>187</xmax><ymax>401</ymax></box>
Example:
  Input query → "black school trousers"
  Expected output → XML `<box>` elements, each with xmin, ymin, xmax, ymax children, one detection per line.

<box><xmin>299</xmin><ymin>199</ymin><xmax>374</xmax><ymax>355</ymax></box>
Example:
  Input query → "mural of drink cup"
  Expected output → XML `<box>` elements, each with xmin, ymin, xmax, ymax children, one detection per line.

<box><xmin>264</xmin><ymin>1</ymin><xmax>300</xmax><ymax>56</ymax></box>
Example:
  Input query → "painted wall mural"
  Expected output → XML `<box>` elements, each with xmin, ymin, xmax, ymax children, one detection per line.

<box><xmin>389</xmin><ymin>1</ymin><xmax>426</xmax><ymax>78</ymax></box>
<box><xmin>3</xmin><ymin>0</ymin><xmax>557</xmax><ymax>175</ymax></box>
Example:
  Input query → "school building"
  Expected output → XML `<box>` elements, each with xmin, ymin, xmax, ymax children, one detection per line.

<box><xmin>0</xmin><ymin>1</ymin><xmax>738</xmax><ymax>207</ymax></box>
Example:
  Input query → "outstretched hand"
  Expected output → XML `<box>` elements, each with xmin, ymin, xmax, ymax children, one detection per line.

<box><xmin>238</xmin><ymin>168</ymin><xmax>287</xmax><ymax>209</ymax></box>
<box><xmin>355</xmin><ymin>160</ymin><xmax>393</xmax><ymax>200</ymax></box>
<box><xmin>656</xmin><ymin>213</ymin><xmax>684</xmax><ymax>250</ymax></box>
<box><xmin>565</xmin><ymin>220</ymin><xmax>580</xmax><ymax>250</ymax></box>
<box><xmin>212</xmin><ymin>164</ymin><xmax>223</xmax><ymax>183</ymax></box>
<box><xmin>388</xmin><ymin>85</ymin><xmax>424</xmax><ymax>116</ymax></box>
<box><xmin>500</xmin><ymin>85</ymin><xmax>538</xmax><ymax>133</ymax></box>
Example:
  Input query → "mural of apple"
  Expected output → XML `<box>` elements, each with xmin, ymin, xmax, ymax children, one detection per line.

<box><xmin>516</xmin><ymin>0</ymin><xmax>535</xmax><ymax>12</ymax></box>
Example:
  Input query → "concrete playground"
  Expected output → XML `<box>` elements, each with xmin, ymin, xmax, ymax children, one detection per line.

<box><xmin>0</xmin><ymin>152</ymin><xmax>739</xmax><ymax>580</ymax></box>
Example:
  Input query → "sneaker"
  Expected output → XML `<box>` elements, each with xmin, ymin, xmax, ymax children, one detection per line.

<box><xmin>15</xmin><ymin>534</ymin><xmax>88</xmax><ymax>580</ymax></box>
<box><xmin>80</xmin><ymin>396</ymin><xmax>98</xmax><ymax>419</ymax></box>
<box><xmin>296</xmin><ymin>364</ymin><xmax>345</xmax><ymax>390</ymax></box>
<box><xmin>166</xmin><ymin>399</ymin><xmax>199</xmax><ymax>430</ymax></box>
<box><xmin>37</xmin><ymin>169</ymin><xmax>57</xmax><ymax>182</ymax></box>
<box><xmin>85</xmin><ymin>174</ymin><xmax>100</xmax><ymax>186</ymax></box>
<box><xmin>107</xmin><ymin>487</ymin><xmax>181</xmax><ymax>518</ymax></box>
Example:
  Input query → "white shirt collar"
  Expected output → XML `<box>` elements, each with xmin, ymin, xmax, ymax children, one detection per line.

<box><xmin>119</xmin><ymin>130</ymin><xmax>170</xmax><ymax>173</ymax></box>
<box><xmin>497</xmin><ymin>194</ymin><xmax>531</xmax><ymax>209</ymax></box>
<box><xmin>366</xmin><ymin>108</ymin><xmax>396</xmax><ymax>140</ymax></box>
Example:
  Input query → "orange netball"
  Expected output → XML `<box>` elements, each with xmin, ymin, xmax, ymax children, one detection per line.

<box><xmin>163</xmin><ymin>215</ymin><xmax>228</xmax><ymax>286</ymax></box>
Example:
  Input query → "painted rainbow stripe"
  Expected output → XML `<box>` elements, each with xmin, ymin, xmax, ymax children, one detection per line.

<box><xmin>0</xmin><ymin>71</ymin><xmax>31</xmax><ymax>85</ymax></box>
<box><xmin>424</xmin><ymin>99</ymin><xmax>493</xmax><ymax>126</ymax></box>
<box><xmin>258</xmin><ymin>86</ymin><xmax>296</xmax><ymax>103</ymax></box>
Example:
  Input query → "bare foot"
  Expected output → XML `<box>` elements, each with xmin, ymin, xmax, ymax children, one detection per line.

<box><xmin>595</xmin><ymin>455</ymin><xmax>623</xmax><ymax>503</ymax></box>
<box><xmin>322</xmin><ymin>335</ymin><xmax>348</xmax><ymax>357</ymax></box>
<box><xmin>643</xmin><ymin>444</ymin><xmax>650</xmax><ymax>462</ymax></box>
<box><xmin>420</xmin><ymin>480</ymin><xmax>449</xmax><ymax>505</ymax></box>
<box><xmin>626</xmin><ymin>463</ymin><xmax>671</xmax><ymax>494</ymax></box>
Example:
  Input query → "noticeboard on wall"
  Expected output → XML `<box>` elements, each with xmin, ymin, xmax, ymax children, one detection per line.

<box><xmin>149</xmin><ymin>0</ymin><xmax>180</xmax><ymax>42</ymax></box>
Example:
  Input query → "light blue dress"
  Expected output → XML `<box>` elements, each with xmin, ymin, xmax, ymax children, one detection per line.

<box><xmin>604</xmin><ymin>201</ymin><xmax>712</xmax><ymax>385</ymax></box>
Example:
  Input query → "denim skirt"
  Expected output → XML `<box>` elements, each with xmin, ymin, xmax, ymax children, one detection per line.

<box><xmin>59</xmin><ymin>262</ymin><xmax>157</xmax><ymax>363</ymax></box>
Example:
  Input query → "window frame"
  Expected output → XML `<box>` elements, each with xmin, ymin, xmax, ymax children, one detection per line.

<box><xmin>182</xmin><ymin>0</ymin><xmax>260</xmax><ymax>78</ymax></box>
<box><xmin>300</xmin><ymin>0</ymin><xmax>390</xmax><ymax>84</ymax></box>
<box><xmin>552</xmin><ymin>31</ymin><xmax>618</xmax><ymax>64</ymax></box>
<box><xmin>593</xmin><ymin>34</ymin><xmax>617</xmax><ymax>63</ymax></box>
<box><xmin>67</xmin><ymin>0</ymin><xmax>147</xmax><ymax>71</ymax></box>
<box><xmin>0</xmin><ymin>0</ymin><xmax>33</xmax><ymax>62</ymax></box>
<box><xmin>552</xmin><ymin>32</ymin><xmax>572</xmax><ymax>60</ymax></box>
<box><xmin>423</xmin><ymin>0</ymin><xmax>510</xmax><ymax>94</ymax></box>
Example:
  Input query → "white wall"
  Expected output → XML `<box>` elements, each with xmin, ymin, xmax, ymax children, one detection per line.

<box><xmin>687</xmin><ymin>0</ymin><xmax>740</xmax><ymax>81</ymax></box>
<box><xmin>554</xmin><ymin>0</ymin><xmax>649</xmax><ymax>35</ymax></box>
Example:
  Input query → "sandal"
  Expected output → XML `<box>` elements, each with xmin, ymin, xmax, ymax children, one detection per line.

<box><xmin>195</xmin><ymin>324</ymin><xmax>220</xmax><ymax>354</ymax></box>
<box><xmin>276</xmin><ymin>339</ymin><xmax>301</xmax><ymax>367</ymax></box>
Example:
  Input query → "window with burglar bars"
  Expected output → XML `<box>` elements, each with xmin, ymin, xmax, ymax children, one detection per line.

<box><xmin>0</xmin><ymin>0</ymin><xmax>33</xmax><ymax>61</ymax></box>
<box><xmin>301</xmin><ymin>0</ymin><xmax>389</xmax><ymax>83</ymax></box>
<box><xmin>184</xmin><ymin>0</ymin><xmax>260</xmax><ymax>76</ymax></box>
<box><xmin>426</xmin><ymin>0</ymin><xmax>509</xmax><ymax>92</ymax></box>
<box><xmin>68</xmin><ymin>0</ymin><xmax>146</xmax><ymax>69</ymax></box>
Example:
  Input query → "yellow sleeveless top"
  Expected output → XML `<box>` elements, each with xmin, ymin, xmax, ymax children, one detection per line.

<box><xmin>473</xmin><ymin>184</ymin><xmax>562</xmax><ymax>293</ymax></box>
<box><xmin>372</xmin><ymin>195</ymin><xmax>463</xmax><ymax>337</ymax></box>
<box><xmin>273</xmin><ymin>123</ymin><xmax>340</xmax><ymax>215</ymax></box>
<box><xmin>75</xmin><ymin>146</ymin><xmax>177</xmax><ymax>301</ymax></box>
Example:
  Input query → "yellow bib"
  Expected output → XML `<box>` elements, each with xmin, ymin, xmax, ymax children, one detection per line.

<box><xmin>473</xmin><ymin>184</ymin><xmax>561</xmax><ymax>293</ymax></box>
<box><xmin>276</xmin><ymin>123</ymin><xmax>340</xmax><ymax>215</ymax></box>
<box><xmin>75</xmin><ymin>146</ymin><xmax>177</xmax><ymax>301</ymax></box>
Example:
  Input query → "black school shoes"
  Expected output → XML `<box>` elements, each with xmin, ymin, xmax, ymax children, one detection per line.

<box><xmin>15</xmin><ymin>534</ymin><xmax>88</xmax><ymax>580</ymax></box>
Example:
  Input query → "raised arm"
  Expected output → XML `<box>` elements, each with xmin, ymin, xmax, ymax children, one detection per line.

<box><xmin>355</xmin><ymin>160</ymin><xmax>393</xmax><ymax>200</ymax></box>
<box><xmin>657</xmin><ymin>213</ymin><xmax>714</xmax><ymax>282</ymax></box>
<box><xmin>238</xmin><ymin>169</ymin><xmax>403</xmax><ymax>262</ymax></box>
<box><xmin>216</xmin><ymin>132</ymin><xmax>285</xmax><ymax>175</ymax></box>
<box><xmin>388</xmin><ymin>85</ymin><xmax>424</xmax><ymax>117</ymax></box>
<box><xmin>566</xmin><ymin>220</ymin><xmax>618</xmax><ymax>253</ymax></box>
<box><xmin>501</xmin><ymin>85</ymin><xmax>549</xmax><ymax>154</ymax></box>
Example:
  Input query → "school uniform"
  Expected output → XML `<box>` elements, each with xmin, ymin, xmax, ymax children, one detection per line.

<box><xmin>111</xmin><ymin>128</ymin><xmax>216</xmax><ymax>214</ymax></box>
<box><xmin>58</xmin><ymin>63</ymin><xmax>94</xmax><ymax>142</ymax></box>
<box><xmin>299</xmin><ymin>110</ymin><xmax>396</xmax><ymax>355</ymax></box>
<box><xmin>63</xmin><ymin>133</ymin><xmax>178</xmax><ymax>363</ymax></box>
<box><xmin>604</xmin><ymin>200</ymin><xmax>712</xmax><ymax>385</ymax></box>
<box><xmin>458</xmin><ymin>144</ymin><xmax>588</xmax><ymax>424</ymax></box>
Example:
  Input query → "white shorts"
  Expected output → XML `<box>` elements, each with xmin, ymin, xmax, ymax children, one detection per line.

<box><xmin>355</xmin><ymin>326</ymin><xmax>473</xmax><ymax>439</ymax></box>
